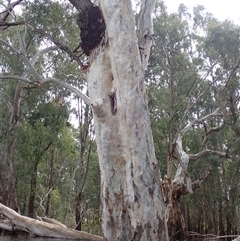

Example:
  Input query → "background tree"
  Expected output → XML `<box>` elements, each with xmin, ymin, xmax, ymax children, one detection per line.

<box><xmin>1</xmin><ymin>0</ymin><xmax>240</xmax><ymax>241</ymax></box>
<box><xmin>147</xmin><ymin>3</ymin><xmax>240</xmax><ymax>240</ymax></box>
<box><xmin>0</xmin><ymin>0</ymin><xmax>100</xmax><ymax>235</ymax></box>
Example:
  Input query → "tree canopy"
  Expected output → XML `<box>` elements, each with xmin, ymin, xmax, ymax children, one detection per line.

<box><xmin>1</xmin><ymin>0</ymin><xmax>240</xmax><ymax>240</ymax></box>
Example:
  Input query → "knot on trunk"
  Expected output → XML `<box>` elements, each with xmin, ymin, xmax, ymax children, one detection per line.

<box><xmin>77</xmin><ymin>6</ymin><xmax>105</xmax><ymax>56</ymax></box>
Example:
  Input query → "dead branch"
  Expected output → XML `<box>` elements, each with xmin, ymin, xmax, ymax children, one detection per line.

<box><xmin>189</xmin><ymin>149</ymin><xmax>228</xmax><ymax>161</ymax></box>
<box><xmin>186</xmin><ymin>231</ymin><xmax>240</xmax><ymax>240</ymax></box>
<box><xmin>173</xmin><ymin>108</ymin><xmax>224</xmax><ymax>193</ymax></box>
<box><xmin>0</xmin><ymin>203</ymin><xmax>103</xmax><ymax>241</ymax></box>
<box><xmin>202</xmin><ymin>119</ymin><xmax>226</xmax><ymax>149</ymax></box>
<box><xmin>232</xmin><ymin>236</ymin><xmax>240</xmax><ymax>241</ymax></box>
<box><xmin>172</xmin><ymin>166</ymin><xmax>212</xmax><ymax>197</ymax></box>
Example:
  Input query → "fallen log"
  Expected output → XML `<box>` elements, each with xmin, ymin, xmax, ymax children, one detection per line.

<box><xmin>0</xmin><ymin>203</ymin><xmax>103</xmax><ymax>241</ymax></box>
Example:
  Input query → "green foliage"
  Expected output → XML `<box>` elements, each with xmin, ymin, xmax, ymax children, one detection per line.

<box><xmin>2</xmin><ymin>0</ymin><xmax>240</xmax><ymax>236</ymax></box>
<box><xmin>1</xmin><ymin>0</ymin><xmax>100</xmax><ymax>231</ymax></box>
<box><xmin>148</xmin><ymin>1</ymin><xmax>240</xmax><ymax>236</ymax></box>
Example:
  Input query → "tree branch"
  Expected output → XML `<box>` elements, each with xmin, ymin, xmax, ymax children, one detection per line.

<box><xmin>0</xmin><ymin>75</ymin><xmax>32</xmax><ymax>85</ymax></box>
<box><xmin>68</xmin><ymin>0</ymin><xmax>93</xmax><ymax>12</ymax></box>
<box><xmin>31</xmin><ymin>46</ymin><xmax>58</xmax><ymax>66</ymax></box>
<box><xmin>172</xmin><ymin>166</ymin><xmax>212</xmax><ymax>197</ymax></box>
<box><xmin>176</xmin><ymin>58</ymin><xmax>222</xmax><ymax>134</ymax></box>
<box><xmin>0</xmin><ymin>75</ymin><xmax>90</xmax><ymax>105</ymax></box>
<box><xmin>220</xmin><ymin>60</ymin><xmax>240</xmax><ymax>93</ymax></box>
<box><xmin>28</xmin><ymin>26</ymin><xmax>83</xmax><ymax>66</ymax></box>
<box><xmin>0</xmin><ymin>37</ymin><xmax>43</xmax><ymax>80</ymax></box>
<box><xmin>43</xmin><ymin>77</ymin><xmax>90</xmax><ymax>105</ymax></box>
<box><xmin>201</xmin><ymin>120</ymin><xmax>226</xmax><ymax>149</ymax></box>
<box><xmin>179</xmin><ymin>108</ymin><xmax>222</xmax><ymax>138</ymax></box>
<box><xmin>0</xmin><ymin>21</ymin><xmax>25</xmax><ymax>27</ymax></box>
<box><xmin>173</xmin><ymin>108</ymin><xmax>225</xmax><ymax>193</ymax></box>
<box><xmin>189</xmin><ymin>150</ymin><xmax>228</xmax><ymax>161</ymax></box>
<box><xmin>0</xmin><ymin>37</ymin><xmax>90</xmax><ymax>105</ymax></box>
<box><xmin>0</xmin><ymin>0</ymin><xmax>24</xmax><ymax>23</ymax></box>
<box><xmin>232</xmin><ymin>236</ymin><xmax>240</xmax><ymax>241</ymax></box>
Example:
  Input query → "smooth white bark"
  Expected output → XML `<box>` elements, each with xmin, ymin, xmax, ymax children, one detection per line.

<box><xmin>173</xmin><ymin>108</ymin><xmax>227</xmax><ymax>193</ymax></box>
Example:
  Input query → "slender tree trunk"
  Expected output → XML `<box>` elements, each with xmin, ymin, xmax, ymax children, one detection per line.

<box><xmin>27</xmin><ymin>138</ymin><xmax>52</xmax><ymax>218</ymax></box>
<box><xmin>75</xmin><ymin>192</ymin><xmax>83</xmax><ymax>231</ymax></box>
<box><xmin>0</xmin><ymin>159</ymin><xmax>19</xmax><ymax>212</ymax></box>
<box><xmin>0</xmin><ymin>84</ymin><xmax>21</xmax><ymax>212</ymax></box>
<box><xmin>45</xmin><ymin>148</ymin><xmax>55</xmax><ymax>216</ymax></box>
<box><xmin>28</xmin><ymin>159</ymin><xmax>39</xmax><ymax>218</ymax></box>
<box><xmin>75</xmin><ymin>99</ymin><xmax>92</xmax><ymax>231</ymax></box>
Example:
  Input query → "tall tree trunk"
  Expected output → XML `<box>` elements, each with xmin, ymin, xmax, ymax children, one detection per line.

<box><xmin>28</xmin><ymin>159</ymin><xmax>39</xmax><ymax>218</ymax></box>
<box><xmin>0</xmin><ymin>84</ymin><xmax>22</xmax><ymax>212</ymax></box>
<box><xmin>85</xmin><ymin>1</ymin><xmax>168</xmax><ymax>240</ymax></box>
<box><xmin>70</xmin><ymin>0</ymin><xmax>168</xmax><ymax>239</ymax></box>
<box><xmin>45</xmin><ymin>148</ymin><xmax>55</xmax><ymax>216</ymax></box>
<box><xmin>28</xmin><ymin>140</ymin><xmax>52</xmax><ymax>218</ymax></box>
<box><xmin>75</xmin><ymin>99</ymin><xmax>92</xmax><ymax>231</ymax></box>
<box><xmin>0</xmin><ymin>145</ymin><xmax>19</xmax><ymax>212</ymax></box>
<box><xmin>75</xmin><ymin>192</ymin><xmax>83</xmax><ymax>231</ymax></box>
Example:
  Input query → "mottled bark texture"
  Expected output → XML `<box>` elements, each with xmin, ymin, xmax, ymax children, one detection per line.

<box><xmin>72</xmin><ymin>0</ymin><xmax>168</xmax><ymax>240</ymax></box>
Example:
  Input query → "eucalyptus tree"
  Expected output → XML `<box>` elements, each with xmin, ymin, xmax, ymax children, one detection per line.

<box><xmin>1</xmin><ymin>0</ymin><xmax>169</xmax><ymax>240</ymax></box>
<box><xmin>14</xmin><ymin>97</ymin><xmax>73</xmax><ymax>217</ymax></box>
<box><xmin>148</xmin><ymin>3</ymin><xmax>240</xmax><ymax>240</ymax></box>
<box><xmin>68</xmin><ymin>0</ymin><xmax>169</xmax><ymax>240</ymax></box>
<box><xmin>0</xmin><ymin>12</ymin><xmax>25</xmax><ymax>211</ymax></box>
<box><xmin>73</xmin><ymin>98</ymin><xmax>96</xmax><ymax>231</ymax></box>
<box><xmin>2</xmin><ymin>0</ymin><xmax>240</xmax><ymax>240</ymax></box>
<box><xmin>0</xmin><ymin>0</ymin><xmax>82</xmax><ymax>214</ymax></box>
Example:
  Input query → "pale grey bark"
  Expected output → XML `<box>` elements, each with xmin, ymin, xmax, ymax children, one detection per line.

<box><xmin>85</xmin><ymin>0</ymin><xmax>168</xmax><ymax>240</ymax></box>
<box><xmin>173</xmin><ymin>108</ymin><xmax>228</xmax><ymax>193</ymax></box>
<box><xmin>0</xmin><ymin>38</ymin><xmax>90</xmax><ymax>105</ymax></box>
